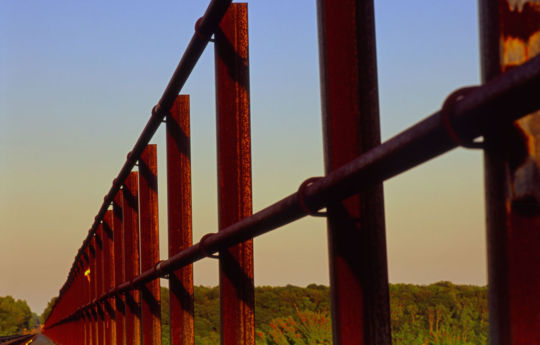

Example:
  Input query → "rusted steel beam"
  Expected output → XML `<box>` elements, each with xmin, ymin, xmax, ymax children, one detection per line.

<box><xmin>479</xmin><ymin>1</ymin><xmax>540</xmax><ymax>344</ymax></box>
<box><xmin>82</xmin><ymin>250</ymin><xmax>92</xmax><ymax>345</ymax></box>
<box><xmin>80</xmin><ymin>255</ymin><xmax>91</xmax><ymax>345</ymax></box>
<box><xmin>96</xmin><ymin>224</ymin><xmax>106</xmax><ymax>345</ymax></box>
<box><xmin>316</xmin><ymin>0</ymin><xmax>390</xmax><ymax>344</ymax></box>
<box><xmin>89</xmin><ymin>241</ymin><xmax>98</xmax><ymax>345</ymax></box>
<box><xmin>113</xmin><ymin>191</ymin><xmax>126</xmax><ymax>345</ymax></box>
<box><xmin>167</xmin><ymin>95</ymin><xmax>194</xmax><ymax>345</ymax></box>
<box><xmin>123</xmin><ymin>172</ymin><xmax>142</xmax><ymax>345</ymax></box>
<box><xmin>45</xmin><ymin>53</ymin><xmax>540</xmax><ymax>330</ymax></box>
<box><xmin>70</xmin><ymin>266</ymin><xmax>80</xmax><ymax>344</ymax></box>
<box><xmin>214</xmin><ymin>4</ymin><xmax>254</xmax><ymax>345</ymax></box>
<box><xmin>78</xmin><ymin>265</ymin><xmax>85</xmax><ymax>345</ymax></box>
<box><xmin>139</xmin><ymin>144</ymin><xmax>162</xmax><ymax>345</ymax></box>
<box><xmin>103</xmin><ymin>210</ymin><xmax>117</xmax><ymax>345</ymax></box>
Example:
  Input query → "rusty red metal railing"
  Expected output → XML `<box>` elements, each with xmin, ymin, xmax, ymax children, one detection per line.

<box><xmin>42</xmin><ymin>1</ymin><xmax>540</xmax><ymax>345</ymax></box>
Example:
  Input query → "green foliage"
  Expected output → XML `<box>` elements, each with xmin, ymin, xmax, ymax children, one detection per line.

<box><xmin>40</xmin><ymin>297</ymin><xmax>58</xmax><ymax>325</ymax></box>
<box><xmin>0</xmin><ymin>296</ymin><xmax>33</xmax><ymax>336</ymax></box>
<box><xmin>28</xmin><ymin>312</ymin><xmax>40</xmax><ymax>330</ymax></box>
<box><xmin>156</xmin><ymin>282</ymin><xmax>487</xmax><ymax>344</ymax></box>
<box><xmin>390</xmin><ymin>282</ymin><xmax>488</xmax><ymax>345</ymax></box>
<box><xmin>256</xmin><ymin>309</ymin><xmax>331</xmax><ymax>345</ymax></box>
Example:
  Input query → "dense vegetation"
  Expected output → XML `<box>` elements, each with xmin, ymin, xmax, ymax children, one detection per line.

<box><xmin>0</xmin><ymin>296</ymin><xmax>37</xmax><ymax>336</ymax></box>
<box><xmin>390</xmin><ymin>282</ymin><xmax>488</xmax><ymax>345</ymax></box>
<box><xmin>40</xmin><ymin>297</ymin><xmax>58</xmax><ymax>325</ymax></box>
<box><xmin>159</xmin><ymin>282</ymin><xmax>487</xmax><ymax>345</ymax></box>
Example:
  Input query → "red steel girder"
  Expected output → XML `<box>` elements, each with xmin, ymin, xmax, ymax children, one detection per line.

<box><xmin>89</xmin><ymin>240</ymin><xmax>98</xmax><ymax>345</ymax></box>
<box><xmin>83</xmin><ymin>247</ymin><xmax>93</xmax><ymax>345</ymax></box>
<box><xmin>214</xmin><ymin>4</ymin><xmax>255</xmax><ymax>345</ymax></box>
<box><xmin>167</xmin><ymin>95</ymin><xmax>195</xmax><ymax>345</ymax></box>
<box><xmin>479</xmin><ymin>1</ymin><xmax>540</xmax><ymax>344</ymax></box>
<box><xmin>123</xmin><ymin>172</ymin><xmax>142</xmax><ymax>345</ymax></box>
<box><xmin>139</xmin><ymin>144</ymin><xmax>162</xmax><ymax>345</ymax></box>
<box><xmin>103</xmin><ymin>210</ymin><xmax>117</xmax><ymax>345</ymax></box>
<box><xmin>96</xmin><ymin>223</ymin><xmax>106</xmax><ymax>345</ymax></box>
<box><xmin>316</xmin><ymin>0</ymin><xmax>391</xmax><ymax>344</ymax></box>
<box><xmin>113</xmin><ymin>191</ymin><xmax>126</xmax><ymax>345</ymax></box>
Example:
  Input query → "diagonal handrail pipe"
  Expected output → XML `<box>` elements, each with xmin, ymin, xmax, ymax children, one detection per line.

<box><xmin>46</xmin><ymin>52</ymin><xmax>540</xmax><ymax>329</ymax></box>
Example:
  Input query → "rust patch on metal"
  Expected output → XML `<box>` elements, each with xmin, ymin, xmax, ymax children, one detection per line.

<box><xmin>499</xmin><ymin>0</ymin><xmax>540</xmax><ymax>216</ymax></box>
<box><xmin>167</xmin><ymin>95</ymin><xmax>195</xmax><ymax>345</ymax></box>
<box><xmin>215</xmin><ymin>4</ymin><xmax>255</xmax><ymax>345</ymax></box>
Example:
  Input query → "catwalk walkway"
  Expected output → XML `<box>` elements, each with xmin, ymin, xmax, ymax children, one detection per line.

<box><xmin>32</xmin><ymin>334</ymin><xmax>56</xmax><ymax>345</ymax></box>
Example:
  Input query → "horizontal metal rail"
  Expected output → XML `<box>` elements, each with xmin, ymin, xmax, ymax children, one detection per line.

<box><xmin>46</xmin><ymin>52</ymin><xmax>540</xmax><ymax>329</ymax></box>
<box><xmin>0</xmin><ymin>334</ymin><xmax>36</xmax><ymax>345</ymax></box>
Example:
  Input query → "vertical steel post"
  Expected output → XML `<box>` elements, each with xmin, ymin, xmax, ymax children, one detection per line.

<box><xmin>72</xmin><ymin>266</ymin><xmax>80</xmax><ymax>344</ymax></box>
<box><xmin>96</xmin><ymin>223</ymin><xmax>106</xmax><ymax>345</ymax></box>
<box><xmin>78</xmin><ymin>264</ymin><xmax>85</xmax><ymax>345</ymax></box>
<box><xmin>139</xmin><ymin>144</ymin><xmax>162</xmax><ymax>345</ymax></box>
<box><xmin>124</xmin><ymin>172</ymin><xmax>142</xmax><ymax>345</ymax></box>
<box><xmin>90</xmin><ymin>240</ymin><xmax>98</xmax><ymax>345</ymax></box>
<box><xmin>214</xmin><ymin>4</ymin><xmax>254</xmax><ymax>345</ymax></box>
<box><xmin>167</xmin><ymin>95</ymin><xmax>194</xmax><ymax>345</ymax></box>
<box><xmin>316</xmin><ymin>0</ymin><xmax>391</xmax><ymax>344</ymax></box>
<box><xmin>479</xmin><ymin>1</ymin><xmax>540</xmax><ymax>344</ymax></box>
<box><xmin>82</xmin><ymin>252</ymin><xmax>92</xmax><ymax>345</ymax></box>
<box><xmin>114</xmin><ymin>191</ymin><xmax>126</xmax><ymax>345</ymax></box>
<box><xmin>104</xmin><ymin>210</ymin><xmax>117</xmax><ymax>345</ymax></box>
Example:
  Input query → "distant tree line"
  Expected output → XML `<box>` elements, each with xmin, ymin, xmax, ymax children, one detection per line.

<box><xmin>159</xmin><ymin>282</ymin><xmax>487</xmax><ymax>345</ymax></box>
<box><xmin>40</xmin><ymin>297</ymin><xmax>58</xmax><ymax>325</ymax></box>
<box><xmin>0</xmin><ymin>296</ymin><xmax>38</xmax><ymax>336</ymax></box>
<box><xmin>38</xmin><ymin>282</ymin><xmax>487</xmax><ymax>344</ymax></box>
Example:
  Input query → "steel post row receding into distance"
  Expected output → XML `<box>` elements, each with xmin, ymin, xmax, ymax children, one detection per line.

<box><xmin>43</xmin><ymin>1</ymin><xmax>540</xmax><ymax>345</ymax></box>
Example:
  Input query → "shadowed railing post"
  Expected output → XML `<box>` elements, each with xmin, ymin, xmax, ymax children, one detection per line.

<box><xmin>113</xmin><ymin>191</ymin><xmax>126</xmax><ymax>345</ymax></box>
<box><xmin>139</xmin><ymin>144</ymin><xmax>162</xmax><ymax>345</ymax></box>
<box><xmin>85</xmin><ymin>245</ymin><xmax>95</xmax><ymax>345</ymax></box>
<box><xmin>123</xmin><ymin>172</ymin><xmax>142</xmax><ymax>345</ymax></box>
<box><xmin>214</xmin><ymin>3</ymin><xmax>254</xmax><ymax>345</ymax></box>
<box><xmin>479</xmin><ymin>1</ymin><xmax>540</xmax><ymax>344</ymax></box>
<box><xmin>81</xmin><ymin>251</ymin><xmax>91</xmax><ymax>345</ymax></box>
<box><xmin>103</xmin><ymin>210</ymin><xmax>117</xmax><ymax>345</ymax></box>
<box><xmin>316</xmin><ymin>0</ymin><xmax>391</xmax><ymax>344</ymax></box>
<box><xmin>89</xmin><ymin>240</ymin><xmax>98</xmax><ymax>345</ymax></box>
<box><xmin>79</xmin><ymin>262</ymin><xmax>85</xmax><ymax>344</ymax></box>
<box><xmin>95</xmin><ymin>223</ymin><xmax>106</xmax><ymax>345</ymax></box>
<box><xmin>73</xmin><ymin>264</ymin><xmax>82</xmax><ymax>344</ymax></box>
<box><xmin>167</xmin><ymin>95</ymin><xmax>194</xmax><ymax>345</ymax></box>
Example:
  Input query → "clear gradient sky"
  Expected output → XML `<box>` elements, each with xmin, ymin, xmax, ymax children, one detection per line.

<box><xmin>1</xmin><ymin>0</ymin><xmax>484</xmax><ymax>314</ymax></box>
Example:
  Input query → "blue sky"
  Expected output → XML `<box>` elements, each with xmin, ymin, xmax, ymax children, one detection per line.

<box><xmin>0</xmin><ymin>1</ymin><xmax>484</xmax><ymax>314</ymax></box>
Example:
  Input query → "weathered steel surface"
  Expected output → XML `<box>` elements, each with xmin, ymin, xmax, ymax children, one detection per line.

<box><xmin>113</xmin><ymin>191</ymin><xmax>126</xmax><ymax>345</ymax></box>
<box><xmin>103</xmin><ymin>210</ymin><xmax>116</xmax><ymax>345</ymax></box>
<box><xmin>316</xmin><ymin>0</ymin><xmax>391</xmax><ymax>344</ymax></box>
<box><xmin>139</xmin><ymin>144</ymin><xmax>162</xmax><ymax>345</ymax></box>
<box><xmin>95</xmin><ymin>224</ymin><xmax>105</xmax><ymax>345</ymax></box>
<box><xmin>214</xmin><ymin>4</ymin><xmax>254</xmax><ymax>345</ymax></box>
<box><xmin>82</xmin><ymin>253</ymin><xmax>92</xmax><ymax>345</ymax></box>
<box><xmin>89</xmin><ymin>241</ymin><xmax>98</xmax><ymax>345</ymax></box>
<box><xmin>123</xmin><ymin>172</ymin><xmax>141</xmax><ymax>345</ymax></box>
<box><xmin>479</xmin><ymin>1</ymin><xmax>540</xmax><ymax>344</ymax></box>
<box><xmin>167</xmin><ymin>95</ymin><xmax>195</xmax><ymax>345</ymax></box>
